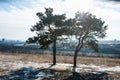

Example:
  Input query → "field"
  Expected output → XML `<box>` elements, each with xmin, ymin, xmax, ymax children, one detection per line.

<box><xmin>0</xmin><ymin>51</ymin><xmax>120</xmax><ymax>80</ymax></box>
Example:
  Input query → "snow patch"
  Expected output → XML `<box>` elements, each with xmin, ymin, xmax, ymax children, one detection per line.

<box><xmin>0</xmin><ymin>60</ymin><xmax>120</xmax><ymax>73</ymax></box>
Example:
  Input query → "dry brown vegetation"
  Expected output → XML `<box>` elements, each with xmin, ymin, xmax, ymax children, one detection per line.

<box><xmin>0</xmin><ymin>51</ymin><xmax>119</xmax><ymax>67</ymax></box>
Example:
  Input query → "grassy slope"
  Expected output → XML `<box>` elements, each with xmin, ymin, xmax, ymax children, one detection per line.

<box><xmin>0</xmin><ymin>51</ymin><xmax>120</xmax><ymax>79</ymax></box>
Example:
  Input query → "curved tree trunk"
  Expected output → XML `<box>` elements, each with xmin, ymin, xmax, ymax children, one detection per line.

<box><xmin>53</xmin><ymin>36</ymin><xmax>57</xmax><ymax>65</ymax></box>
<box><xmin>73</xmin><ymin>42</ymin><xmax>83</xmax><ymax>67</ymax></box>
<box><xmin>73</xmin><ymin>33</ymin><xmax>87</xmax><ymax>68</ymax></box>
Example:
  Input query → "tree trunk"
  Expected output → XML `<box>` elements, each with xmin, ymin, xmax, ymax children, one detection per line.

<box><xmin>73</xmin><ymin>32</ymin><xmax>88</xmax><ymax>68</ymax></box>
<box><xmin>73</xmin><ymin>42</ymin><xmax>83</xmax><ymax>67</ymax></box>
<box><xmin>73</xmin><ymin>49</ymin><xmax>79</xmax><ymax>67</ymax></box>
<box><xmin>53</xmin><ymin>36</ymin><xmax>57</xmax><ymax>65</ymax></box>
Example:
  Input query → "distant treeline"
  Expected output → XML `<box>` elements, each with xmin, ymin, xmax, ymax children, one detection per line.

<box><xmin>0</xmin><ymin>40</ymin><xmax>120</xmax><ymax>58</ymax></box>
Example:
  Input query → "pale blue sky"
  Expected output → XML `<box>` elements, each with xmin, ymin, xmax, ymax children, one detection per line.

<box><xmin>0</xmin><ymin>0</ymin><xmax>120</xmax><ymax>41</ymax></box>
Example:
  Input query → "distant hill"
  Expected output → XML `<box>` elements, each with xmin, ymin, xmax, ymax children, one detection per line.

<box><xmin>0</xmin><ymin>40</ymin><xmax>120</xmax><ymax>55</ymax></box>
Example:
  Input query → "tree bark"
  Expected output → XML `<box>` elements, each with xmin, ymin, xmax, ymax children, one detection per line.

<box><xmin>53</xmin><ymin>36</ymin><xmax>57</xmax><ymax>65</ymax></box>
<box><xmin>73</xmin><ymin>41</ymin><xmax>83</xmax><ymax>67</ymax></box>
<box><xmin>73</xmin><ymin>32</ymin><xmax>88</xmax><ymax>67</ymax></box>
<box><xmin>73</xmin><ymin>49</ymin><xmax>79</xmax><ymax>67</ymax></box>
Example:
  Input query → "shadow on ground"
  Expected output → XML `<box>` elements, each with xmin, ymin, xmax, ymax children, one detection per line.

<box><xmin>0</xmin><ymin>65</ymin><xmax>112</xmax><ymax>80</ymax></box>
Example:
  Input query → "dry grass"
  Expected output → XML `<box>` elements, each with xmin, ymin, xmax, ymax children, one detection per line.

<box><xmin>0</xmin><ymin>51</ymin><xmax>120</xmax><ymax>67</ymax></box>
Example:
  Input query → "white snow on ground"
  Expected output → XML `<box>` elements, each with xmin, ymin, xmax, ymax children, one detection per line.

<box><xmin>0</xmin><ymin>60</ymin><xmax>120</xmax><ymax>73</ymax></box>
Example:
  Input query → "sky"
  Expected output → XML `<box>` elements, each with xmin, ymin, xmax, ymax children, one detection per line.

<box><xmin>0</xmin><ymin>0</ymin><xmax>120</xmax><ymax>41</ymax></box>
